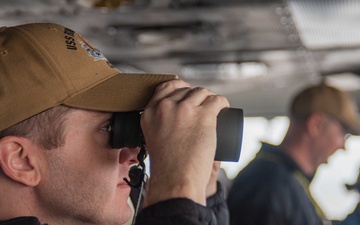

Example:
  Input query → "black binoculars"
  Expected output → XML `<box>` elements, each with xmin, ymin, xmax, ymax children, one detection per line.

<box><xmin>110</xmin><ymin>108</ymin><xmax>243</xmax><ymax>162</ymax></box>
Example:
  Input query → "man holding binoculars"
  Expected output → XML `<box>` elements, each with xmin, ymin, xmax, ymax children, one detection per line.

<box><xmin>0</xmin><ymin>23</ymin><xmax>235</xmax><ymax>225</ymax></box>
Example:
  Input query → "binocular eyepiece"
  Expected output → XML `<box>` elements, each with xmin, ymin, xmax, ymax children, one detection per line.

<box><xmin>110</xmin><ymin>108</ymin><xmax>244</xmax><ymax>162</ymax></box>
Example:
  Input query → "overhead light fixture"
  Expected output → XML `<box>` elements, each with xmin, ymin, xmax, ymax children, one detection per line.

<box><xmin>179</xmin><ymin>62</ymin><xmax>268</xmax><ymax>81</ymax></box>
<box><xmin>289</xmin><ymin>1</ymin><xmax>360</xmax><ymax>49</ymax></box>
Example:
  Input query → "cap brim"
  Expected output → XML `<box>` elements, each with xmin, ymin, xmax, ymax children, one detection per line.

<box><xmin>348</xmin><ymin>125</ymin><xmax>360</xmax><ymax>135</ymax></box>
<box><xmin>63</xmin><ymin>73</ymin><xmax>178</xmax><ymax>112</ymax></box>
<box><xmin>340</xmin><ymin>117</ymin><xmax>360</xmax><ymax>135</ymax></box>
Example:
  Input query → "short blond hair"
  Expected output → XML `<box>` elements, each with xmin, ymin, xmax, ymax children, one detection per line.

<box><xmin>0</xmin><ymin>105</ymin><xmax>75</xmax><ymax>149</ymax></box>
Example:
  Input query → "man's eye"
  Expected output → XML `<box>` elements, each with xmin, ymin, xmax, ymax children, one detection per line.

<box><xmin>101</xmin><ymin>124</ymin><xmax>112</xmax><ymax>132</ymax></box>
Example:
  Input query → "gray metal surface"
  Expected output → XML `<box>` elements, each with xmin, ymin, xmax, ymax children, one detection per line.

<box><xmin>2</xmin><ymin>0</ymin><xmax>360</xmax><ymax>117</ymax></box>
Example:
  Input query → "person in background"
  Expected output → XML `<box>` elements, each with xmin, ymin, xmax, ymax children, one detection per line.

<box><xmin>227</xmin><ymin>83</ymin><xmax>360</xmax><ymax>225</ymax></box>
<box><xmin>0</xmin><ymin>22</ymin><xmax>229</xmax><ymax>225</ymax></box>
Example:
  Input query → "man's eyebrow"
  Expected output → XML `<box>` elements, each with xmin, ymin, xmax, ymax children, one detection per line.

<box><xmin>89</xmin><ymin>111</ymin><xmax>113</xmax><ymax>120</ymax></box>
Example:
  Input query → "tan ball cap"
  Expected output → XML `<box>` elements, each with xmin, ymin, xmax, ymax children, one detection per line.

<box><xmin>290</xmin><ymin>83</ymin><xmax>360</xmax><ymax>135</ymax></box>
<box><xmin>0</xmin><ymin>23</ymin><xmax>177</xmax><ymax>131</ymax></box>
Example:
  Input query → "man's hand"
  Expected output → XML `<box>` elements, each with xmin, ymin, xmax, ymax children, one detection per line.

<box><xmin>141</xmin><ymin>79</ymin><xmax>229</xmax><ymax>206</ymax></box>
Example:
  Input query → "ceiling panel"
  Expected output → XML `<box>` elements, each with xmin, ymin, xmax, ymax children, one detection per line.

<box><xmin>1</xmin><ymin>0</ymin><xmax>360</xmax><ymax>117</ymax></box>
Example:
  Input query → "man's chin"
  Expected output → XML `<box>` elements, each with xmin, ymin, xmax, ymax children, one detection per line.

<box><xmin>124</xmin><ymin>197</ymin><xmax>135</xmax><ymax>224</ymax></box>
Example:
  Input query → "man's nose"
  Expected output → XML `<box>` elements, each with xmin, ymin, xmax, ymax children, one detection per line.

<box><xmin>119</xmin><ymin>147</ymin><xmax>141</xmax><ymax>165</ymax></box>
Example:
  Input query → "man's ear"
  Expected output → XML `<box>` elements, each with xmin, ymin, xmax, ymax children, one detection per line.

<box><xmin>306</xmin><ymin>112</ymin><xmax>327</xmax><ymax>138</ymax></box>
<box><xmin>0</xmin><ymin>136</ymin><xmax>42</xmax><ymax>186</ymax></box>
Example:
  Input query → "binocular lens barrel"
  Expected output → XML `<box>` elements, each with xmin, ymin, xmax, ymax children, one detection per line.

<box><xmin>111</xmin><ymin>108</ymin><xmax>243</xmax><ymax>162</ymax></box>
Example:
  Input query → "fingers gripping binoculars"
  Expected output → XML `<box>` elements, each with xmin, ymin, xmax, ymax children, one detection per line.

<box><xmin>110</xmin><ymin>108</ymin><xmax>244</xmax><ymax>162</ymax></box>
